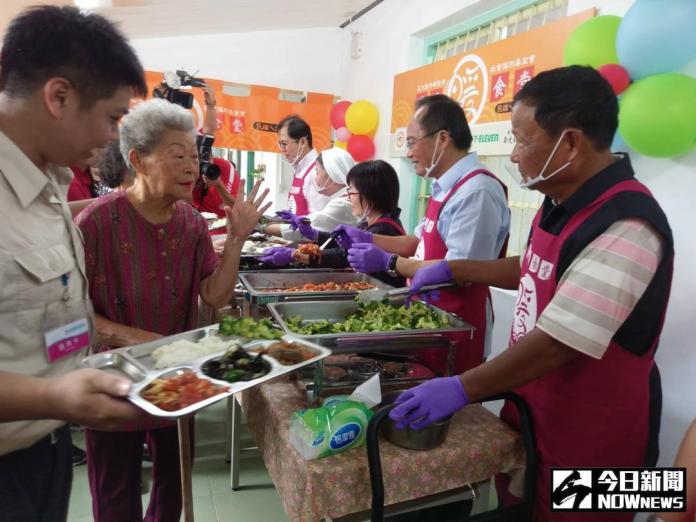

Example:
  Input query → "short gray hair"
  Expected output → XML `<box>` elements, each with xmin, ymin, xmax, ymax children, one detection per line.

<box><xmin>119</xmin><ymin>98</ymin><xmax>196</xmax><ymax>172</ymax></box>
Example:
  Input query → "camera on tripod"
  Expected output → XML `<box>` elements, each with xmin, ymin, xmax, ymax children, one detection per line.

<box><xmin>154</xmin><ymin>70</ymin><xmax>221</xmax><ymax>181</ymax></box>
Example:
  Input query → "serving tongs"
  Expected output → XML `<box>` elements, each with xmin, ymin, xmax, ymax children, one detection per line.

<box><xmin>356</xmin><ymin>283</ymin><xmax>454</xmax><ymax>304</ymax></box>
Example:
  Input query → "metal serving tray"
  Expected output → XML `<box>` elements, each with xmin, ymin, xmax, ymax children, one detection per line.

<box><xmin>239</xmin><ymin>271</ymin><xmax>392</xmax><ymax>305</ymax></box>
<box><xmin>80</xmin><ymin>331</ymin><xmax>331</xmax><ymax>418</ymax></box>
<box><xmin>267</xmin><ymin>299</ymin><xmax>474</xmax><ymax>347</ymax></box>
<box><xmin>124</xmin><ymin>325</ymin><xmax>245</xmax><ymax>369</ymax></box>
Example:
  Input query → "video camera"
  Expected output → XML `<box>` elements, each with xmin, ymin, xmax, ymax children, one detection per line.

<box><xmin>154</xmin><ymin>70</ymin><xmax>221</xmax><ymax>181</ymax></box>
<box><xmin>152</xmin><ymin>70</ymin><xmax>206</xmax><ymax>109</ymax></box>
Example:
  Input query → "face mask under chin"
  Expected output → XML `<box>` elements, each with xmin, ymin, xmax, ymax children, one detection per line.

<box><xmin>424</xmin><ymin>133</ymin><xmax>445</xmax><ymax>178</ymax></box>
<box><xmin>517</xmin><ymin>130</ymin><xmax>571</xmax><ymax>189</ymax></box>
<box><xmin>284</xmin><ymin>140</ymin><xmax>306</xmax><ymax>167</ymax></box>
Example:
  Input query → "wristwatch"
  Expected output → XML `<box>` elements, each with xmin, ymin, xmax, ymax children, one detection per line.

<box><xmin>386</xmin><ymin>254</ymin><xmax>399</xmax><ymax>277</ymax></box>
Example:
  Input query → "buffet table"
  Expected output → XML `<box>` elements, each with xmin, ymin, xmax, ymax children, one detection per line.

<box><xmin>238</xmin><ymin>377</ymin><xmax>526</xmax><ymax>522</ymax></box>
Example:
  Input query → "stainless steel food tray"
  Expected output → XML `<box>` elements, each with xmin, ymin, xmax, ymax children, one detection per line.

<box><xmin>267</xmin><ymin>299</ymin><xmax>474</xmax><ymax>347</ymax></box>
<box><xmin>80</xmin><ymin>329</ymin><xmax>330</xmax><ymax>418</ymax></box>
<box><xmin>239</xmin><ymin>271</ymin><xmax>392</xmax><ymax>305</ymax></box>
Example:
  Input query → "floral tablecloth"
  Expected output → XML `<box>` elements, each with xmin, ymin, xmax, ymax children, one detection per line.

<box><xmin>240</xmin><ymin>377</ymin><xmax>525</xmax><ymax>522</ymax></box>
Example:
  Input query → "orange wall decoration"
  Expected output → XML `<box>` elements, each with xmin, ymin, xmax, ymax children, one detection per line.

<box><xmin>144</xmin><ymin>71</ymin><xmax>335</xmax><ymax>153</ymax></box>
<box><xmin>391</xmin><ymin>9</ymin><xmax>595</xmax><ymax>132</ymax></box>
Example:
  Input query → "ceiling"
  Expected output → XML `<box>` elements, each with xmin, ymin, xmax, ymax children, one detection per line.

<box><xmin>1</xmin><ymin>0</ymin><xmax>379</xmax><ymax>40</ymax></box>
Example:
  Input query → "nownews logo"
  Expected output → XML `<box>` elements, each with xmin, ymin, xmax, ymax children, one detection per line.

<box><xmin>551</xmin><ymin>468</ymin><xmax>686</xmax><ymax>512</ymax></box>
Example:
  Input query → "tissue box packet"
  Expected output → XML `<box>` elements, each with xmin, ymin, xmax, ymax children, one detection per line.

<box><xmin>289</xmin><ymin>395</ymin><xmax>373</xmax><ymax>460</ymax></box>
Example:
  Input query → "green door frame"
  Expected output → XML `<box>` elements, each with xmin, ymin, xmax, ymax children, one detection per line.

<box><xmin>245</xmin><ymin>151</ymin><xmax>255</xmax><ymax>195</ymax></box>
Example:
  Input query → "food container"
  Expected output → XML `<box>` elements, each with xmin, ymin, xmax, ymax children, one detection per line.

<box><xmin>379</xmin><ymin>390</ymin><xmax>451</xmax><ymax>450</ymax></box>
<box><xmin>239</xmin><ymin>271</ymin><xmax>391</xmax><ymax>305</ymax></box>
<box><xmin>240</xmin><ymin>271</ymin><xmax>392</xmax><ymax>319</ymax></box>
<box><xmin>80</xmin><ymin>330</ymin><xmax>331</xmax><ymax>417</ymax></box>
<box><xmin>267</xmin><ymin>299</ymin><xmax>474</xmax><ymax>349</ymax></box>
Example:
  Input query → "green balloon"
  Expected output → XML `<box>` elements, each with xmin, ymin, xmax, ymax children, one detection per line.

<box><xmin>619</xmin><ymin>73</ymin><xmax>696</xmax><ymax>158</ymax></box>
<box><xmin>563</xmin><ymin>15</ymin><xmax>621</xmax><ymax>68</ymax></box>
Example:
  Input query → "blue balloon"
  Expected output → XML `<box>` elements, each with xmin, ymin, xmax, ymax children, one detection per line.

<box><xmin>611</xmin><ymin>130</ymin><xmax>629</xmax><ymax>153</ymax></box>
<box><xmin>617</xmin><ymin>0</ymin><xmax>696</xmax><ymax>80</ymax></box>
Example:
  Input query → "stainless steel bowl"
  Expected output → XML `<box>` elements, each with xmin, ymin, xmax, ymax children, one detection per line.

<box><xmin>380</xmin><ymin>390</ymin><xmax>451</xmax><ymax>450</ymax></box>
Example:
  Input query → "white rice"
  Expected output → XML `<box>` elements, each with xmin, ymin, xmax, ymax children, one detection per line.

<box><xmin>152</xmin><ymin>337</ymin><xmax>240</xmax><ymax>369</ymax></box>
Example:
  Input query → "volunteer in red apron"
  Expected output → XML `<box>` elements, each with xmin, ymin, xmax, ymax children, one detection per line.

<box><xmin>338</xmin><ymin>94</ymin><xmax>510</xmax><ymax>375</ymax></box>
<box><xmin>276</xmin><ymin>115</ymin><xmax>329</xmax><ymax>216</ymax></box>
<box><xmin>388</xmin><ymin>66</ymin><xmax>674</xmax><ymax>522</ymax></box>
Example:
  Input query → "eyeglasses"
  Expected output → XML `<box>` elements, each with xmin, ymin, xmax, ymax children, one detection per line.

<box><xmin>345</xmin><ymin>190</ymin><xmax>359</xmax><ymax>198</ymax></box>
<box><xmin>277</xmin><ymin>139</ymin><xmax>298</xmax><ymax>150</ymax></box>
<box><xmin>405</xmin><ymin>129</ymin><xmax>445</xmax><ymax>150</ymax></box>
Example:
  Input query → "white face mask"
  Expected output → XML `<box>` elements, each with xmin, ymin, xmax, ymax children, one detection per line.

<box><xmin>424</xmin><ymin>132</ymin><xmax>445</xmax><ymax>178</ymax></box>
<box><xmin>313</xmin><ymin>173</ymin><xmax>333</xmax><ymax>194</ymax></box>
<box><xmin>283</xmin><ymin>139</ymin><xmax>306</xmax><ymax>167</ymax></box>
<box><xmin>518</xmin><ymin>130</ymin><xmax>571</xmax><ymax>189</ymax></box>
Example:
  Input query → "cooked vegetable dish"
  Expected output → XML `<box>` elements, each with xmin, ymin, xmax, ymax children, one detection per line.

<box><xmin>297</xmin><ymin>243</ymin><xmax>321</xmax><ymax>256</ymax></box>
<box><xmin>285</xmin><ymin>300</ymin><xmax>450</xmax><ymax>335</ymax></box>
<box><xmin>257</xmin><ymin>341</ymin><xmax>318</xmax><ymax>365</ymax></box>
<box><xmin>140</xmin><ymin>372</ymin><xmax>228</xmax><ymax>411</ymax></box>
<box><xmin>201</xmin><ymin>346</ymin><xmax>271</xmax><ymax>382</ymax></box>
<box><xmin>268</xmin><ymin>281</ymin><xmax>375</xmax><ymax>293</ymax></box>
<box><xmin>218</xmin><ymin>316</ymin><xmax>282</xmax><ymax>339</ymax></box>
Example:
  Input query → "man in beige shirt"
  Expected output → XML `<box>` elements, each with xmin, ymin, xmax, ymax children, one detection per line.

<box><xmin>0</xmin><ymin>6</ymin><xmax>151</xmax><ymax>520</ymax></box>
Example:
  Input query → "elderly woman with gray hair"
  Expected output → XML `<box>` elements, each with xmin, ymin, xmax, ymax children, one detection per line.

<box><xmin>74</xmin><ymin>98</ymin><xmax>270</xmax><ymax>522</ymax></box>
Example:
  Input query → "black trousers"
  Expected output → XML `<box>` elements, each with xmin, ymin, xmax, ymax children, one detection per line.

<box><xmin>0</xmin><ymin>424</ymin><xmax>73</xmax><ymax>522</ymax></box>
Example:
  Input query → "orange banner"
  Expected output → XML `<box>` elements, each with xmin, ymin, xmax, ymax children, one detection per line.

<box><xmin>391</xmin><ymin>9</ymin><xmax>595</xmax><ymax>132</ymax></box>
<box><xmin>144</xmin><ymin>71</ymin><xmax>335</xmax><ymax>153</ymax></box>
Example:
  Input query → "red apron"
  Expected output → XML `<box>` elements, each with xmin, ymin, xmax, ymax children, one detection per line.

<box><xmin>416</xmin><ymin>168</ymin><xmax>507</xmax><ymax>375</ymax></box>
<box><xmin>287</xmin><ymin>160</ymin><xmax>316</xmax><ymax>216</ymax></box>
<box><xmin>373</xmin><ymin>216</ymin><xmax>406</xmax><ymax>235</ymax></box>
<box><xmin>501</xmin><ymin>180</ymin><xmax>664</xmax><ymax>521</ymax></box>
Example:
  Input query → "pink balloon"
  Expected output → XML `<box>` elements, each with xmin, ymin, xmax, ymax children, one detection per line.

<box><xmin>335</xmin><ymin>127</ymin><xmax>352</xmax><ymax>142</ymax></box>
<box><xmin>347</xmin><ymin>135</ymin><xmax>375</xmax><ymax>162</ymax></box>
<box><xmin>329</xmin><ymin>100</ymin><xmax>352</xmax><ymax>130</ymax></box>
<box><xmin>597</xmin><ymin>63</ymin><xmax>631</xmax><ymax>95</ymax></box>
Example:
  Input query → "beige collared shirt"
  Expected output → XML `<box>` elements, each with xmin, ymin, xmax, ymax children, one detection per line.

<box><xmin>0</xmin><ymin>129</ymin><xmax>93</xmax><ymax>456</ymax></box>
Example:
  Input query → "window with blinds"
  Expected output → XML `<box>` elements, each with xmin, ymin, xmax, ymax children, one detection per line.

<box><xmin>432</xmin><ymin>0</ymin><xmax>568</xmax><ymax>63</ymax></box>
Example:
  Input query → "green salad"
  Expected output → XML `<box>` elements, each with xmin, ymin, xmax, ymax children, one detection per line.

<box><xmin>218</xmin><ymin>316</ymin><xmax>282</xmax><ymax>339</ymax></box>
<box><xmin>285</xmin><ymin>300</ymin><xmax>450</xmax><ymax>335</ymax></box>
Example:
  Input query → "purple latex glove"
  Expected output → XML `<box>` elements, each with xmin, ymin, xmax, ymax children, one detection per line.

<box><xmin>276</xmin><ymin>210</ymin><xmax>318</xmax><ymax>241</ymax></box>
<box><xmin>405</xmin><ymin>290</ymin><xmax>442</xmax><ymax>309</ymax></box>
<box><xmin>259</xmin><ymin>246</ymin><xmax>294</xmax><ymax>266</ymax></box>
<box><xmin>347</xmin><ymin>243</ymin><xmax>392</xmax><ymax>273</ymax></box>
<box><xmin>407</xmin><ymin>260</ymin><xmax>453</xmax><ymax>303</ymax></box>
<box><xmin>275</xmin><ymin>210</ymin><xmax>296</xmax><ymax>221</ymax></box>
<box><xmin>332</xmin><ymin>224</ymin><xmax>373</xmax><ymax>249</ymax></box>
<box><xmin>389</xmin><ymin>376</ymin><xmax>469</xmax><ymax>430</ymax></box>
<box><xmin>289</xmin><ymin>218</ymin><xmax>318</xmax><ymax>241</ymax></box>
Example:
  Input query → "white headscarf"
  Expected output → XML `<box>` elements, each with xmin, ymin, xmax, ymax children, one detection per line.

<box><xmin>319</xmin><ymin>147</ymin><xmax>355</xmax><ymax>186</ymax></box>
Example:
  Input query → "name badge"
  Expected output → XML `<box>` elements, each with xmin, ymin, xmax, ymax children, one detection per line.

<box><xmin>45</xmin><ymin>318</ymin><xmax>91</xmax><ymax>363</ymax></box>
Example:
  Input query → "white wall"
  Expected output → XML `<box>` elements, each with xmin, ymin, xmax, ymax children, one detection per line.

<box><xmin>336</xmin><ymin>0</ymin><xmax>487</xmax><ymax>228</ymax></box>
<box><xmin>130</xmin><ymin>26</ymin><xmax>344</xmax><ymax>95</ymax></box>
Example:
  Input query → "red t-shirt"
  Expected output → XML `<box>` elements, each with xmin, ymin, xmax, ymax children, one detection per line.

<box><xmin>67</xmin><ymin>166</ymin><xmax>95</xmax><ymax>201</ymax></box>
<box><xmin>191</xmin><ymin>157</ymin><xmax>241</xmax><ymax>217</ymax></box>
